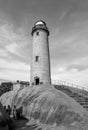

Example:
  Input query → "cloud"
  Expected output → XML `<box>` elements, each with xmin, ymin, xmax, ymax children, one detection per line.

<box><xmin>0</xmin><ymin>19</ymin><xmax>31</xmax><ymax>81</ymax></box>
<box><xmin>5</xmin><ymin>43</ymin><xmax>21</xmax><ymax>56</ymax></box>
<box><xmin>0</xmin><ymin>48</ymin><xmax>8</xmax><ymax>58</ymax></box>
<box><xmin>0</xmin><ymin>69</ymin><xmax>30</xmax><ymax>81</ymax></box>
<box><xmin>0</xmin><ymin>21</ymin><xmax>31</xmax><ymax>61</ymax></box>
<box><xmin>50</xmin><ymin>10</ymin><xmax>88</xmax><ymax>66</ymax></box>
<box><xmin>51</xmin><ymin>65</ymin><xmax>88</xmax><ymax>90</ymax></box>
<box><xmin>0</xmin><ymin>58</ymin><xmax>30</xmax><ymax>81</ymax></box>
<box><xmin>51</xmin><ymin>56</ymin><xmax>88</xmax><ymax>89</ymax></box>
<box><xmin>0</xmin><ymin>0</ymin><xmax>88</xmax><ymax>88</ymax></box>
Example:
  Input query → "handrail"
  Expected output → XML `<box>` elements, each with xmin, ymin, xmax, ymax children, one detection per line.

<box><xmin>52</xmin><ymin>80</ymin><xmax>86</xmax><ymax>91</ymax></box>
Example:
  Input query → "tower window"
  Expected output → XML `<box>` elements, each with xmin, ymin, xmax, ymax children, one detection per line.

<box><xmin>36</xmin><ymin>32</ymin><xmax>39</xmax><ymax>36</ymax></box>
<box><xmin>35</xmin><ymin>56</ymin><xmax>39</xmax><ymax>62</ymax></box>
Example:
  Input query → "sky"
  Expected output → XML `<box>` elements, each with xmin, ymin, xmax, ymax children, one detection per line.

<box><xmin>0</xmin><ymin>0</ymin><xmax>88</xmax><ymax>89</ymax></box>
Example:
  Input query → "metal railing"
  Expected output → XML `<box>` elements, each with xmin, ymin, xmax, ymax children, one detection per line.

<box><xmin>52</xmin><ymin>80</ymin><xmax>86</xmax><ymax>91</ymax></box>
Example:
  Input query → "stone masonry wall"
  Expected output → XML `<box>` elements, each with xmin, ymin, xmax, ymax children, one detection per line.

<box><xmin>30</xmin><ymin>29</ymin><xmax>51</xmax><ymax>85</ymax></box>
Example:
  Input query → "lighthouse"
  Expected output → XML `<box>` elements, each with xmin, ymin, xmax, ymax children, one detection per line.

<box><xmin>30</xmin><ymin>20</ymin><xmax>51</xmax><ymax>85</ymax></box>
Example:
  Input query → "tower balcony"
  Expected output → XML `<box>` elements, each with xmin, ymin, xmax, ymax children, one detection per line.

<box><xmin>31</xmin><ymin>23</ymin><xmax>49</xmax><ymax>36</ymax></box>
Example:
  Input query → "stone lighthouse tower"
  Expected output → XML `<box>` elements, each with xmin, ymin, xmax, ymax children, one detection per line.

<box><xmin>30</xmin><ymin>20</ymin><xmax>51</xmax><ymax>85</ymax></box>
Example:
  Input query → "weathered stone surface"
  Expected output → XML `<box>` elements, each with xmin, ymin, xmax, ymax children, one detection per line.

<box><xmin>0</xmin><ymin>85</ymin><xmax>88</xmax><ymax>128</ymax></box>
<box><xmin>0</xmin><ymin>102</ymin><xmax>14</xmax><ymax>130</ymax></box>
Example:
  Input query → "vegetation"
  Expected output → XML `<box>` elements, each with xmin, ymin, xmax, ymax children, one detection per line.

<box><xmin>0</xmin><ymin>82</ymin><xmax>13</xmax><ymax>96</ymax></box>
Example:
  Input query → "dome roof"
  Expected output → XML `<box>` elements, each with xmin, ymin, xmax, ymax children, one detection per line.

<box><xmin>34</xmin><ymin>20</ymin><xmax>46</xmax><ymax>26</ymax></box>
<box><xmin>31</xmin><ymin>20</ymin><xmax>49</xmax><ymax>36</ymax></box>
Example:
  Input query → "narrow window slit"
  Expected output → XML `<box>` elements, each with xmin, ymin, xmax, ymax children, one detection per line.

<box><xmin>35</xmin><ymin>56</ymin><xmax>39</xmax><ymax>62</ymax></box>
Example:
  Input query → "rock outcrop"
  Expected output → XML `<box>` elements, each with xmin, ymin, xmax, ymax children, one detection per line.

<box><xmin>0</xmin><ymin>85</ymin><xmax>88</xmax><ymax>128</ymax></box>
<box><xmin>0</xmin><ymin>102</ymin><xmax>14</xmax><ymax>130</ymax></box>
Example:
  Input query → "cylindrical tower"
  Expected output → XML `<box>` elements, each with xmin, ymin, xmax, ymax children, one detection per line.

<box><xmin>30</xmin><ymin>20</ymin><xmax>51</xmax><ymax>85</ymax></box>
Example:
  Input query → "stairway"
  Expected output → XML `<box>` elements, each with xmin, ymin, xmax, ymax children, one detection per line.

<box><xmin>54</xmin><ymin>85</ymin><xmax>88</xmax><ymax>111</ymax></box>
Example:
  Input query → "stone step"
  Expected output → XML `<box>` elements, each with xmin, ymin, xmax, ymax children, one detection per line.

<box><xmin>54</xmin><ymin>85</ymin><xmax>88</xmax><ymax>111</ymax></box>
